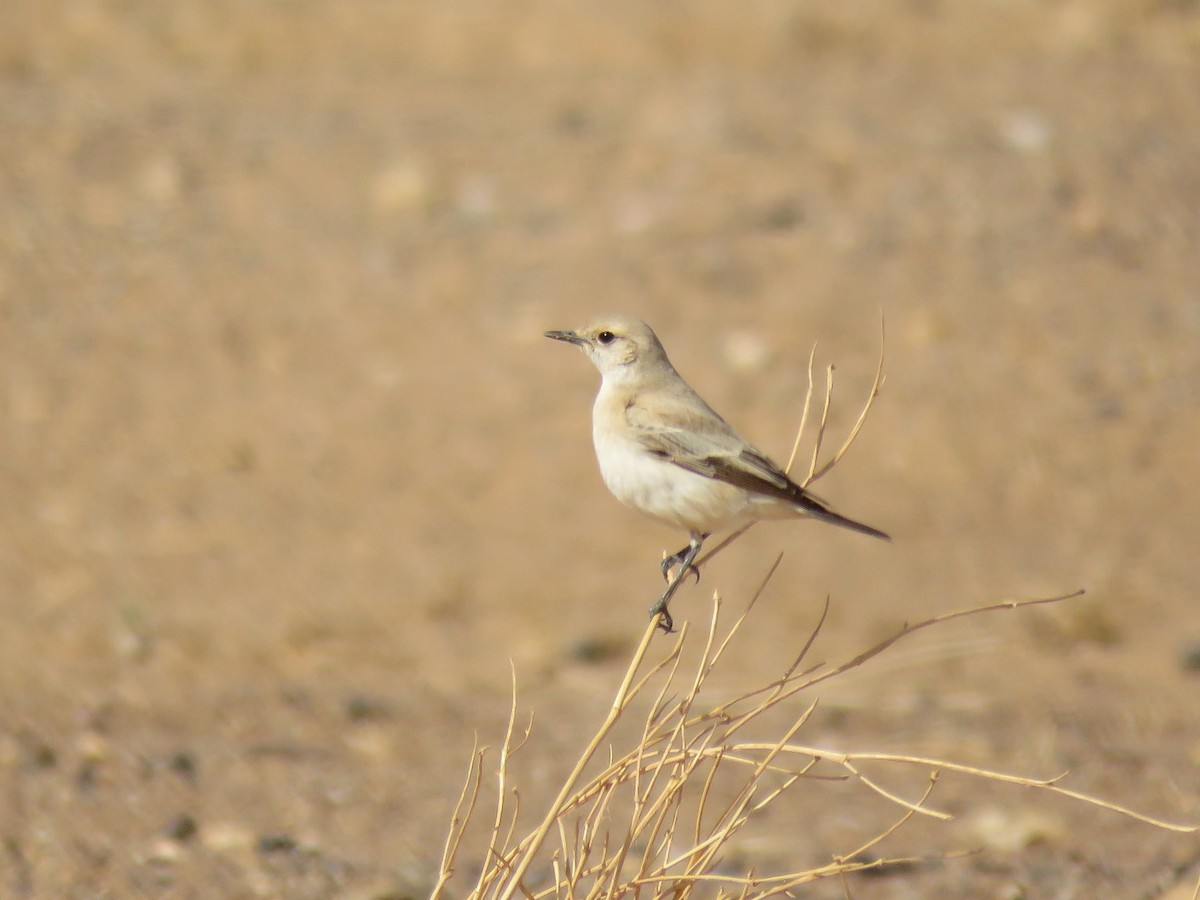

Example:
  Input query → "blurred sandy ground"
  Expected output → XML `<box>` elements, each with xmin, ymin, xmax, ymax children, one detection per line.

<box><xmin>1</xmin><ymin>1</ymin><xmax>1198</xmax><ymax>896</ymax></box>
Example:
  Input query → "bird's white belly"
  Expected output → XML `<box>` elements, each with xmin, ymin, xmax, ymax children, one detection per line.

<box><xmin>592</xmin><ymin>428</ymin><xmax>755</xmax><ymax>534</ymax></box>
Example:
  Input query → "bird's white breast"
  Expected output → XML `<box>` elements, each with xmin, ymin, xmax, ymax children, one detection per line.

<box><xmin>591</xmin><ymin>398</ymin><xmax>756</xmax><ymax>534</ymax></box>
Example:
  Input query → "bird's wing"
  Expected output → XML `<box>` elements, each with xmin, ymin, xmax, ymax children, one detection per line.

<box><xmin>625</xmin><ymin>396</ymin><xmax>891</xmax><ymax>540</ymax></box>
<box><xmin>625</xmin><ymin>395</ymin><xmax>797</xmax><ymax>497</ymax></box>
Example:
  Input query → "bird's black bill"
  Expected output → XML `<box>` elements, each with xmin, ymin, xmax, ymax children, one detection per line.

<box><xmin>545</xmin><ymin>329</ymin><xmax>586</xmax><ymax>345</ymax></box>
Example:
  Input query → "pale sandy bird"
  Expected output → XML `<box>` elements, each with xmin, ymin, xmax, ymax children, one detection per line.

<box><xmin>546</xmin><ymin>315</ymin><xmax>889</xmax><ymax>632</ymax></box>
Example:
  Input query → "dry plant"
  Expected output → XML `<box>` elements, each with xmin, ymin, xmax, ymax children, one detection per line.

<box><xmin>432</xmin><ymin>320</ymin><xmax>1199</xmax><ymax>899</ymax></box>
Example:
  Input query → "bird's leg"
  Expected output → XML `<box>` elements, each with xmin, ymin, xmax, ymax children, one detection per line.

<box><xmin>659</xmin><ymin>532</ymin><xmax>711</xmax><ymax>584</ymax></box>
<box><xmin>659</xmin><ymin>547</ymin><xmax>685</xmax><ymax>582</ymax></box>
<box><xmin>649</xmin><ymin>533</ymin><xmax>707</xmax><ymax>634</ymax></box>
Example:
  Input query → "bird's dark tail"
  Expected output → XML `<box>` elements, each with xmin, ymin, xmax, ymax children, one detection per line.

<box><xmin>794</xmin><ymin>490</ymin><xmax>891</xmax><ymax>541</ymax></box>
<box><xmin>698</xmin><ymin>449</ymin><xmax>891</xmax><ymax>541</ymax></box>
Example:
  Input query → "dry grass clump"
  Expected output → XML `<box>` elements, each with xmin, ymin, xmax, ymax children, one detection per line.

<box><xmin>434</xmin><ymin>586</ymin><xmax>1195</xmax><ymax>899</ymax></box>
<box><xmin>433</xmin><ymin>322</ymin><xmax>1198</xmax><ymax>899</ymax></box>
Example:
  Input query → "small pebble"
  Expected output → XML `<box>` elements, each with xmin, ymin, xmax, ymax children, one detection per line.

<box><xmin>721</xmin><ymin>329</ymin><xmax>772</xmax><ymax>374</ymax></box>
<box><xmin>165</xmin><ymin>813</ymin><xmax>198</xmax><ymax>842</ymax></box>
<box><xmin>138</xmin><ymin>154</ymin><xmax>183</xmax><ymax>206</ymax></box>
<box><xmin>31</xmin><ymin>743</ymin><xmax>57</xmax><ymax>769</ymax></box>
<box><xmin>145</xmin><ymin>838</ymin><xmax>184</xmax><ymax>865</ymax></box>
<box><xmin>345</xmin><ymin>695</ymin><xmax>393</xmax><ymax>722</ymax></box>
<box><xmin>1179</xmin><ymin>642</ymin><xmax>1200</xmax><ymax>673</ymax></box>
<box><xmin>569</xmin><ymin>635</ymin><xmax>629</xmax><ymax>664</ymax></box>
<box><xmin>257</xmin><ymin>834</ymin><xmax>297</xmax><ymax>854</ymax></box>
<box><xmin>169</xmin><ymin>751</ymin><xmax>197</xmax><ymax>780</ymax></box>
<box><xmin>372</xmin><ymin>158</ymin><xmax>434</xmax><ymax>215</ymax></box>
<box><xmin>757</xmin><ymin>197</ymin><xmax>804</xmax><ymax>231</ymax></box>
<box><xmin>998</xmin><ymin>109</ymin><xmax>1052</xmax><ymax>154</ymax></box>
<box><xmin>970</xmin><ymin>807</ymin><xmax>1063</xmax><ymax>853</ymax></box>
<box><xmin>201</xmin><ymin>822</ymin><xmax>255</xmax><ymax>853</ymax></box>
<box><xmin>76</xmin><ymin>731</ymin><xmax>109</xmax><ymax>762</ymax></box>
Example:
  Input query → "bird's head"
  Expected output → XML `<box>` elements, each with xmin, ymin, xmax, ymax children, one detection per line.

<box><xmin>544</xmin><ymin>315</ymin><xmax>670</xmax><ymax>380</ymax></box>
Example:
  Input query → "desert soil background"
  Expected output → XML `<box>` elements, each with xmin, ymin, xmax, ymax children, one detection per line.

<box><xmin>2</xmin><ymin>1</ymin><xmax>1199</xmax><ymax>897</ymax></box>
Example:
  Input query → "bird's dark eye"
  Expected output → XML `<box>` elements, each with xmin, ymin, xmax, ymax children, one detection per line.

<box><xmin>597</xmin><ymin>331</ymin><xmax>616</xmax><ymax>345</ymax></box>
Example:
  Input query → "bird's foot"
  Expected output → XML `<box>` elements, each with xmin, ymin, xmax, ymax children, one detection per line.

<box><xmin>650</xmin><ymin>535</ymin><xmax>709</xmax><ymax>634</ymax></box>
<box><xmin>660</xmin><ymin>546</ymin><xmax>702</xmax><ymax>585</ymax></box>
<box><xmin>648</xmin><ymin>597</ymin><xmax>675</xmax><ymax>634</ymax></box>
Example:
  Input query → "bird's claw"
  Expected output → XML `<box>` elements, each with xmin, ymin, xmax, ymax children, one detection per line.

<box><xmin>649</xmin><ymin>601</ymin><xmax>675</xmax><ymax>634</ymax></box>
<box><xmin>660</xmin><ymin>551</ymin><xmax>701</xmax><ymax>585</ymax></box>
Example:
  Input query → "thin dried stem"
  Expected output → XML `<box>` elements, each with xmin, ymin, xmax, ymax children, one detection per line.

<box><xmin>432</xmin><ymin>738</ymin><xmax>486</xmax><ymax>899</ymax></box>
<box><xmin>807</xmin><ymin>311</ymin><xmax>887</xmax><ymax>486</ymax></box>
<box><xmin>839</xmin><ymin>770</ymin><xmax>943</xmax><ymax>862</ymax></box>
<box><xmin>807</xmin><ymin>363</ymin><xmax>836</xmax><ymax>483</ymax></box>
<box><xmin>494</xmin><ymin>614</ymin><xmax>662</xmax><ymax>900</ymax></box>
<box><xmin>707</xmin><ymin>555</ymin><xmax>783</xmax><ymax>670</ymax></box>
<box><xmin>484</xmin><ymin>667</ymin><xmax>522</xmax><ymax>867</ymax></box>
<box><xmin>732</xmin><ymin>744</ymin><xmax>1199</xmax><ymax>833</ymax></box>
<box><xmin>785</xmin><ymin>343</ymin><xmax>819</xmax><ymax>474</ymax></box>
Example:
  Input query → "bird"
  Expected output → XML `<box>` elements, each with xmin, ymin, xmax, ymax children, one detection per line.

<box><xmin>545</xmin><ymin>314</ymin><xmax>889</xmax><ymax>632</ymax></box>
